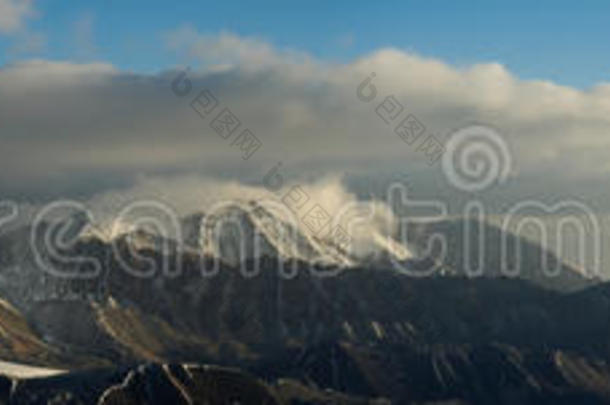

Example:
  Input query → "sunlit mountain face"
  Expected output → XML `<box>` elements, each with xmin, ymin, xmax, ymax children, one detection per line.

<box><xmin>2</xmin><ymin>1</ymin><xmax>610</xmax><ymax>404</ymax></box>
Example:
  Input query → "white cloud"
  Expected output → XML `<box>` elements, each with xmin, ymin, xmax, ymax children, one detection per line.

<box><xmin>0</xmin><ymin>0</ymin><xmax>33</xmax><ymax>34</ymax></box>
<box><xmin>164</xmin><ymin>25</ymin><xmax>318</xmax><ymax>77</ymax></box>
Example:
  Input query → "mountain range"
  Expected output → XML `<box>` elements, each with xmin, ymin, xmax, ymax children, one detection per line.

<box><xmin>0</xmin><ymin>201</ymin><xmax>607</xmax><ymax>404</ymax></box>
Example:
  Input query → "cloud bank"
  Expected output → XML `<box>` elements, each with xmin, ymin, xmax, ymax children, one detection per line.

<box><xmin>1</xmin><ymin>29</ymin><xmax>610</xmax><ymax>210</ymax></box>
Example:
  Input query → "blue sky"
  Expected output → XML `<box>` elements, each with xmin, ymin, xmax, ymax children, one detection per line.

<box><xmin>1</xmin><ymin>0</ymin><xmax>608</xmax><ymax>88</ymax></box>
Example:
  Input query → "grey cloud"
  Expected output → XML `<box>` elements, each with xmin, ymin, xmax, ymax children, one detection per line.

<box><xmin>1</xmin><ymin>32</ymin><xmax>610</xmax><ymax>210</ymax></box>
